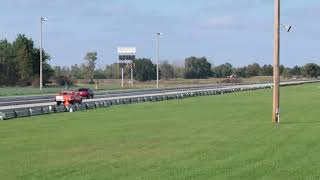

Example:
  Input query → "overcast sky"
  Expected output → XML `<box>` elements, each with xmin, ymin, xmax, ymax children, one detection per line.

<box><xmin>1</xmin><ymin>0</ymin><xmax>320</xmax><ymax>67</ymax></box>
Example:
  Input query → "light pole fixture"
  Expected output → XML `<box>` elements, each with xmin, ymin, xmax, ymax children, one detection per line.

<box><xmin>156</xmin><ymin>32</ymin><xmax>163</xmax><ymax>89</ymax></box>
<box><xmin>40</xmin><ymin>17</ymin><xmax>47</xmax><ymax>91</ymax></box>
<box><xmin>281</xmin><ymin>24</ymin><xmax>292</xmax><ymax>32</ymax></box>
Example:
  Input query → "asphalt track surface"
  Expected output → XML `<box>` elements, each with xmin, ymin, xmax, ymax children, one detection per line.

<box><xmin>0</xmin><ymin>84</ymin><xmax>224</xmax><ymax>107</ymax></box>
<box><xmin>0</xmin><ymin>80</ymin><xmax>318</xmax><ymax>112</ymax></box>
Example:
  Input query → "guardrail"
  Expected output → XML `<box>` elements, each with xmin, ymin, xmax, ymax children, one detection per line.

<box><xmin>0</xmin><ymin>80</ymin><xmax>319</xmax><ymax>121</ymax></box>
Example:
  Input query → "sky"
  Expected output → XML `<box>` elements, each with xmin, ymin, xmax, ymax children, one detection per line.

<box><xmin>0</xmin><ymin>0</ymin><xmax>320</xmax><ymax>67</ymax></box>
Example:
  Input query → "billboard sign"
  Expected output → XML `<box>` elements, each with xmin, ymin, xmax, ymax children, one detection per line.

<box><xmin>118</xmin><ymin>47</ymin><xmax>136</xmax><ymax>68</ymax></box>
<box><xmin>119</xmin><ymin>55</ymin><xmax>135</xmax><ymax>61</ymax></box>
<box><xmin>117</xmin><ymin>47</ymin><xmax>136</xmax><ymax>55</ymax></box>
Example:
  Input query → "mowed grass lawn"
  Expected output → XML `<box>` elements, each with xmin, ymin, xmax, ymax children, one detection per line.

<box><xmin>1</xmin><ymin>83</ymin><xmax>320</xmax><ymax>180</ymax></box>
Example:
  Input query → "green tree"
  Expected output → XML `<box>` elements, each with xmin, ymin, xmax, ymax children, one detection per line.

<box><xmin>84</xmin><ymin>52</ymin><xmax>98</xmax><ymax>82</ymax></box>
<box><xmin>42</xmin><ymin>63</ymin><xmax>54</xmax><ymax>84</ymax></box>
<box><xmin>105</xmin><ymin>63</ymin><xmax>120</xmax><ymax>79</ymax></box>
<box><xmin>212</xmin><ymin>63</ymin><xmax>233</xmax><ymax>78</ymax></box>
<box><xmin>173</xmin><ymin>66</ymin><xmax>185</xmax><ymax>78</ymax></box>
<box><xmin>16</xmin><ymin>46</ymin><xmax>32</xmax><ymax>85</ymax></box>
<box><xmin>94</xmin><ymin>68</ymin><xmax>107</xmax><ymax>79</ymax></box>
<box><xmin>304</xmin><ymin>63</ymin><xmax>320</xmax><ymax>78</ymax></box>
<box><xmin>133</xmin><ymin>58</ymin><xmax>156</xmax><ymax>81</ymax></box>
<box><xmin>260</xmin><ymin>64</ymin><xmax>273</xmax><ymax>76</ymax></box>
<box><xmin>246</xmin><ymin>63</ymin><xmax>260</xmax><ymax>77</ymax></box>
<box><xmin>184</xmin><ymin>57</ymin><xmax>212</xmax><ymax>79</ymax></box>
<box><xmin>282</xmin><ymin>68</ymin><xmax>293</xmax><ymax>78</ymax></box>
<box><xmin>31</xmin><ymin>48</ymin><xmax>52</xmax><ymax>85</ymax></box>
<box><xmin>13</xmin><ymin>35</ymin><xmax>34</xmax><ymax>85</ymax></box>
<box><xmin>31</xmin><ymin>48</ymin><xmax>51</xmax><ymax>74</ymax></box>
<box><xmin>0</xmin><ymin>34</ymin><xmax>53</xmax><ymax>86</ymax></box>
<box><xmin>160</xmin><ymin>61</ymin><xmax>175</xmax><ymax>80</ymax></box>
<box><xmin>70</xmin><ymin>64</ymin><xmax>84</xmax><ymax>79</ymax></box>
<box><xmin>53</xmin><ymin>66</ymin><xmax>74</xmax><ymax>87</ymax></box>
<box><xmin>279</xmin><ymin>65</ymin><xmax>285</xmax><ymax>75</ymax></box>
<box><xmin>291</xmin><ymin>65</ymin><xmax>303</xmax><ymax>77</ymax></box>
<box><xmin>0</xmin><ymin>39</ymin><xmax>18</xmax><ymax>85</ymax></box>
<box><xmin>233</xmin><ymin>67</ymin><xmax>247</xmax><ymax>78</ymax></box>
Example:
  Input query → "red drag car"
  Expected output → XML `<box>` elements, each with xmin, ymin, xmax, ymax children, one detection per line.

<box><xmin>77</xmin><ymin>88</ymin><xmax>94</xmax><ymax>99</ymax></box>
<box><xmin>55</xmin><ymin>90</ymin><xmax>82</xmax><ymax>106</ymax></box>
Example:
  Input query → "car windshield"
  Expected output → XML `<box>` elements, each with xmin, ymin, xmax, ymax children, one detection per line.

<box><xmin>78</xmin><ymin>88</ymin><xmax>88</xmax><ymax>91</ymax></box>
<box><xmin>60</xmin><ymin>91</ymin><xmax>73</xmax><ymax>95</ymax></box>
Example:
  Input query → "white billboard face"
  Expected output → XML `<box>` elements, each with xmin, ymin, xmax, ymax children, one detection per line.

<box><xmin>117</xmin><ymin>47</ymin><xmax>136</xmax><ymax>54</ymax></box>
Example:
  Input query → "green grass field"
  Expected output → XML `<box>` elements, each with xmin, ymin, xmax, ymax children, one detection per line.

<box><xmin>1</xmin><ymin>83</ymin><xmax>320</xmax><ymax>179</ymax></box>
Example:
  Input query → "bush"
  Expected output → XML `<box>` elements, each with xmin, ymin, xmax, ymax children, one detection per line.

<box><xmin>221</xmin><ymin>78</ymin><xmax>242</xmax><ymax>84</ymax></box>
<box><xmin>54</xmin><ymin>75</ymin><xmax>74</xmax><ymax>87</ymax></box>
<box><xmin>31</xmin><ymin>77</ymin><xmax>40</xmax><ymax>87</ymax></box>
<box><xmin>87</xmin><ymin>79</ymin><xmax>95</xmax><ymax>84</ymax></box>
<box><xmin>17</xmin><ymin>79</ymin><xmax>31</xmax><ymax>86</ymax></box>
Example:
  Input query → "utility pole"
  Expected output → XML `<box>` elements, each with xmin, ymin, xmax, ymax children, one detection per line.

<box><xmin>272</xmin><ymin>0</ymin><xmax>280</xmax><ymax>123</ymax></box>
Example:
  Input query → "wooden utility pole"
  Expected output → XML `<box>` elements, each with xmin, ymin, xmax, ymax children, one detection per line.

<box><xmin>272</xmin><ymin>0</ymin><xmax>280</xmax><ymax>123</ymax></box>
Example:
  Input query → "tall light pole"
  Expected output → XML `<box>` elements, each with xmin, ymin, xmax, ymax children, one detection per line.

<box><xmin>272</xmin><ymin>0</ymin><xmax>280</xmax><ymax>123</ymax></box>
<box><xmin>156</xmin><ymin>32</ymin><xmax>163</xmax><ymax>89</ymax></box>
<box><xmin>40</xmin><ymin>17</ymin><xmax>47</xmax><ymax>91</ymax></box>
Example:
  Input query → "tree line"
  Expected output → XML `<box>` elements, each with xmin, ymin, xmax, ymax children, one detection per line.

<box><xmin>58</xmin><ymin>56</ymin><xmax>319</xmax><ymax>82</ymax></box>
<box><xmin>212</xmin><ymin>62</ymin><xmax>320</xmax><ymax>79</ymax></box>
<box><xmin>0</xmin><ymin>34</ymin><xmax>53</xmax><ymax>86</ymax></box>
<box><xmin>1</xmin><ymin>35</ymin><xmax>320</xmax><ymax>87</ymax></box>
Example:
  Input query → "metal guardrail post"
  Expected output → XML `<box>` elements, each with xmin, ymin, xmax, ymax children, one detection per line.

<box><xmin>13</xmin><ymin>110</ymin><xmax>18</xmax><ymax>118</ymax></box>
<box><xmin>0</xmin><ymin>112</ymin><xmax>4</xmax><ymax>120</ymax></box>
<box><xmin>29</xmin><ymin>108</ymin><xmax>33</xmax><ymax>116</ymax></box>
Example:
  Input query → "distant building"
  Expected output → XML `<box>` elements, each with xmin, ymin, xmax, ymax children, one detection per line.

<box><xmin>229</xmin><ymin>74</ymin><xmax>237</xmax><ymax>78</ymax></box>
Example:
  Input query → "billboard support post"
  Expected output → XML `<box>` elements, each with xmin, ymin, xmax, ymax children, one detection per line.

<box><xmin>131</xmin><ymin>68</ymin><xmax>133</xmax><ymax>86</ymax></box>
<box><xmin>121</xmin><ymin>68</ymin><xmax>124</xmax><ymax>87</ymax></box>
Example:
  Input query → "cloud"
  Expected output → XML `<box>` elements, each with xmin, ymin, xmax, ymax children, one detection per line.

<box><xmin>203</xmin><ymin>16</ymin><xmax>237</xmax><ymax>29</ymax></box>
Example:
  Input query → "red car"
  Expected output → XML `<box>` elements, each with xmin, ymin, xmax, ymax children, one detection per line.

<box><xmin>78</xmin><ymin>88</ymin><xmax>94</xmax><ymax>99</ymax></box>
<box><xmin>55</xmin><ymin>91</ymin><xmax>83</xmax><ymax>106</ymax></box>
